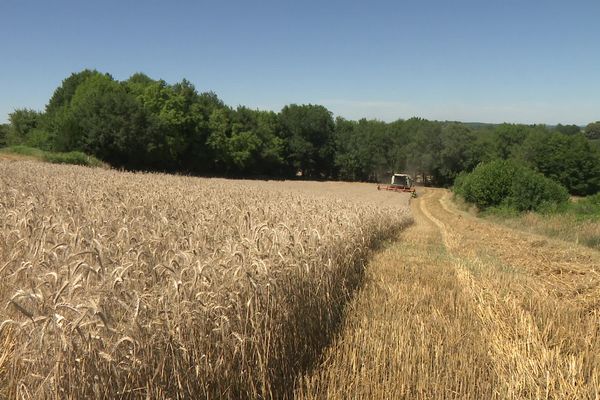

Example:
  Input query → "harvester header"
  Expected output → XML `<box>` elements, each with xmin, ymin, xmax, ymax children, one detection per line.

<box><xmin>377</xmin><ymin>173</ymin><xmax>417</xmax><ymax>197</ymax></box>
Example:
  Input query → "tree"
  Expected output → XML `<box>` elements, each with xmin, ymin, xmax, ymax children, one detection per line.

<box><xmin>279</xmin><ymin>104</ymin><xmax>336</xmax><ymax>178</ymax></box>
<box><xmin>335</xmin><ymin>118</ymin><xmax>395</xmax><ymax>181</ymax></box>
<box><xmin>124</xmin><ymin>72</ymin><xmax>156</xmax><ymax>96</ymax></box>
<box><xmin>519</xmin><ymin>131</ymin><xmax>600</xmax><ymax>195</ymax></box>
<box><xmin>491</xmin><ymin>123</ymin><xmax>532</xmax><ymax>159</ymax></box>
<box><xmin>45</xmin><ymin>70</ymin><xmax>109</xmax><ymax>114</ymax></box>
<box><xmin>0</xmin><ymin>124</ymin><xmax>8</xmax><ymax>147</ymax></box>
<box><xmin>585</xmin><ymin>121</ymin><xmax>600</xmax><ymax>140</ymax></box>
<box><xmin>555</xmin><ymin>124</ymin><xmax>581</xmax><ymax>136</ymax></box>
<box><xmin>436</xmin><ymin>123</ymin><xmax>478</xmax><ymax>186</ymax></box>
<box><xmin>403</xmin><ymin>118</ymin><xmax>442</xmax><ymax>184</ymax></box>
<box><xmin>57</xmin><ymin>74</ymin><xmax>147</xmax><ymax>166</ymax></box>
<box><xmin>334</xmin><ymin>118</ymin><xmax>364</xmax><ymax>180</ymax></box>
<box><xmin>206</xmin><ymin>107</ymin><xmax>284</xmax><ymax>175</ymax></box>
<box><xmin>7</xmin><ymin>109</ymin><xmax>43</xmax><ymax>146</ymax></box>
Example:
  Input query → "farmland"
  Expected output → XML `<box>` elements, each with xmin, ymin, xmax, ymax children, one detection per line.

<box><xmin>0</xmin><ymin>161</ymin><xmax>411</xmax><ymax>399</ymax></box>
<box><xmin>2</xmin><ymin>160</ymin><xmax>600</xmax><ymax>399</ymax></box>
<box><xmin>297</xmin><ymin>189</ymin><xmax>600</xmax><ymax>399</ymax></box>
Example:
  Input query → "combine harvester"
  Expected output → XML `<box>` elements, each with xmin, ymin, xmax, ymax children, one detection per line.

<box><xmin>377</xmin><ymin>173</ymin><xmax>417</xmax><ymax>198</ymax></box>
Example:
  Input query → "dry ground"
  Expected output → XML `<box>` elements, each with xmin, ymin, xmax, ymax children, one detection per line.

<box><xmin>297</xmin><ymin>188</ymin><xmax>600</xmax><ymax>399</ymax></box>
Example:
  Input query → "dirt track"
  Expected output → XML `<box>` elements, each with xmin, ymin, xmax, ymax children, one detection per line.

<box><xmin>420</xmin><ymin>188</ymin><xmax>600</xmax><ymax>398</ymax></box>
<box><xmin>297</xmin><ymin>188</ymin><xmax>600</xmax><ymax>399</ymax></box>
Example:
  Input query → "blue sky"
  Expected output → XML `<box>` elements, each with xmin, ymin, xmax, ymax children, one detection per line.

<box><xmin>1</xmin><ymin>0</ymin><xmax>599</xmax><ymax>125</ymax></box>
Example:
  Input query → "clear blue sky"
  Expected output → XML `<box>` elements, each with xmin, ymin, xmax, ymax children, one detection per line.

<box><xmin>1</xmin><ymin>0</ymin><xmax>599</xmax><ymax>125</ymax></box>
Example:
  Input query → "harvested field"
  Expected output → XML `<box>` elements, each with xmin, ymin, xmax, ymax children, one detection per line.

<box><xmin>297</xmin><ymin>188</ymin><xmax>600</xmax><ymax>399</ymax></box>
<box><xmin>0</xmin><ymin>161</ymin><xmax>411</xmax><ymax>399</ymax></box>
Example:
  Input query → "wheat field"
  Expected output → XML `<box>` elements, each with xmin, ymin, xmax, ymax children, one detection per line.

<box><xmin>0</xmin><ymin>161</ymin><xmax>411</xmax><ymax>399</ymax></box>
<box><xmin>296</xmin><ymin>189</ymin><xmax>600</xmax><ymax>399</ymax></box>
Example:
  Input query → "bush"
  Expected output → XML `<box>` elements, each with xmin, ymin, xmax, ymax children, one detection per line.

<box><xmin>453</xmin><ymin>160</ymin><xmax>569</xmax><ymax>212</ymax></box>
<box><xmin>0</xmin><ymin>146</ymin><xmax>104</xmax><ymax>168</ymax></box>
<box><xmin>1</xmin><ymin>145</ymin><xmax>46</xmax><ymax>158</ymax></box>
<box><xmin>43</xmin><ymin>151</ymin><xmax>103</xmax><ymax>167</ymax></box>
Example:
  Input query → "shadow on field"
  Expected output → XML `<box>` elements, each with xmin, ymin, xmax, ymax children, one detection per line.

<box><xmin>270</xmin><ymin>220</ymin><xmax>413</xmax><ymax>400</ymax></box>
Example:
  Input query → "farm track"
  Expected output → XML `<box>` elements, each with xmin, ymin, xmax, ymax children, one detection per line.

<box><xmin>296</xmin><ymin>188</ymin><xmax>600</xmax><ymax>399</ymax></box>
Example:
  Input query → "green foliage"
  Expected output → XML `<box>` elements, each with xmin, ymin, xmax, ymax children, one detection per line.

<box><xmin>42</xmin><ymin>151</ymin><xmax>104</xmax><ymax>167</ymax></box>
<box><xmin>279</xmin><ymin>104</ymin><xmax>336</xmax><ymax>178</ymax></box>
<box><xmin>207</xmin><ymin>107</ymin><xmax>284</xmax><ymax>174</ymax></box>
<box><xmin>7</xmin><ymin>109</ymin><xmax>43</xmax><ymax>146</ymax></box>
<box><xmin>6</xmin><ymin>68</ymin><xmax>600</xmax><ymax>187</ymax></box>
<box><xmin>334</xmin><ymin>118</ymin><xmax>393</xmax><ymax>181</ymax></box>
<box><xmin>24</xmin><ymin>128</ymin><xmax>53</xmax><ymax>150</ymax></box>
<box><xmin>436</xmin><ymin>123</ymin><xmax>479</xmax><ymax>186</ymax></box>
<box><xmin>0</xmin><ymin>145</ymin><xmax>46</xmax><ymax>158</ymax></box>
<box><xmin>57</xmin><ymin>74</ymin><xmax>146</xmax><ymax>166</ymax></box>
<box><xmin>45</xmin><ymin>69</ymin><xmax>109</xmax><ymax>114</ymax></box>
<box><xmin>0</xmin><ymin>124</ymin><xmax>8</xmax><ymax>147</ymax></box>
<box><xmin>491</xmin><ymin>124</ymin><xmax>530</xmax><ymax>159</ymax></box>
<box><xmin>403</xmin><ymin>118</ymin><xmax>442</xmax><ymax>184</ymax></box>
<box><xmin>453</xmin><ymin>160</ymin><xmax>569</xmax><ymax>212</ymax></box>
<box><xmin>554</xmin><ymin>123</ymin><xmax>581</xmax><ymax>136</ymax></box>
<box><xmin>584</xmin><ymin>121</ymin><xmax>600</xmax><ymax>140</ymax></box>
<box><xmin>567</xmin><ymin>194</ymin><xmax>600</xmax><ymax>219</ymax></box>
<box><xmin>0</xmin><ymin>145</ymin><xmax>103</xmax><ymax>167</ymax></box>
<box><xmin>519</xmin><ymin>131</ymin><xmax>600</xmax><ymax>195</ymax></box>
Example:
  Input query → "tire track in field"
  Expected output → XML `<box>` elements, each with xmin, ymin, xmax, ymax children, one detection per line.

<box><xmin>296</xmin><ymin>190</ymin><xmax>499</xmax><ymax>399</ymax></box>
<box><xmin>418</xmin><ymin>188</ymin><xmax>600</xmax><ymax>399</ymax></box>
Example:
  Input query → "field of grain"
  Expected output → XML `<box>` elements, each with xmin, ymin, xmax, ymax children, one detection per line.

<box><xmin>0</xmin><ymin>161</ymin><xmax>411</xmax><ymax>399</ymax></box>
<box><xmin>297</xmin><ymin>189</ymin><xmax>600</xmax><ymax>399</ymax></box>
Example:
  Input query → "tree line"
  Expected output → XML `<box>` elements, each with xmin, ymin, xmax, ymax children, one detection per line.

<box><xmin>2</xmin><ymin>69</ymin><xmax>600</xmax><ymax>195</ymax></box>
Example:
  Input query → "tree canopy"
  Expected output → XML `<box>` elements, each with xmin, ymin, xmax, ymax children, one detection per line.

<box><xmin>4</xmin><ymin>69</ymin><xmax>600</xmax><ymax>195</ymax></box>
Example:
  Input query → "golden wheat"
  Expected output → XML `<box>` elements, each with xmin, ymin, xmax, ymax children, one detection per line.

<box><xmin>0</xmin><ymin>160</ymin><xmax>411</xmax><ymax>399</ymax></box>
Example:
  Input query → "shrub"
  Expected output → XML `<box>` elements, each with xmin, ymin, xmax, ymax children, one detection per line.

<box><xmin>0</xmin><ymin>145</ymin><xmax>104</xmax><ymax>168</ymax></box>
<box><xmin>453</xmin><ymin>160</ymin><xmax>569</xmax><ymax>212</ymax></box>
<box><xmin>0</xmin><ymin>145</ymin><xmax>46</xmax><ymax>158</ymax></box>
<box><xmin>43</xmin><ymin>151</ymin><xmax>103</xmax><ymax>167</ymax></box>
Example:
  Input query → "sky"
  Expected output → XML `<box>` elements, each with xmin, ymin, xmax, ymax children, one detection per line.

<box><xmin>1</xmin><ymin>0</ymin><xmax>599</xmax><ymax>125</ymax></box>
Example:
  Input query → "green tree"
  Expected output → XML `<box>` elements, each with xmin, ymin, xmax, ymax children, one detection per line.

<box><xmin>334</xmin><ymin>118</ymin><xmax>395</xmax><ymax>181</ymax></box>
<box><xmin>129</xmin><ymin>78</ymin><xmax>217</xmax><ymax>172</ymax></box>
<box><xmin>0</xmin><ymin>124</ymin><xmax>8</xmax><ymax>147</ymax></box>
<box><xmin>124</xmin><ymin>72</ymin><xmax>156</xmax><ymax>96</ymax></box>
<box><xmin>519</xmin><ymin>131</ymin><xmax>600</xmax><ymax>195</ymax></box>
<box><xmin>436</xmin><ymin>123</ymin><xmax>478</xmax><ymax>186</ymax></box>
<box><xmin>44</xmin><ymin>70</ymin><xmax>111</xmax><ymax>151</ymax></box>
<box><xmin>555</xmin><ymin>123</ymin><xmax>581</xmax><ymax>136</ymax></box>
<box><xmin>45</xmin><ymin>70</ymin><xmax>109</xmax><ymax>114</ymax></box>
<box><xmin>207</xmin><ymin>107</ymin><xmax>284</xmax><ymax>175</ymax></box>
<box><xmin>279</xmin><ymin>104</ymin><xmax>336</xmax><ymax>178</ymax></box>
<box><xmin>58</xmin><ymin>74</ymin><xmax>146</xmax><ymax>166</ymax></box>
<box><xmin>334</xmin><ymin>117</ymin><xmax>363</xmax><ymax>180</ymax></box>
<box><xmin>403</xmin><ymin>118</ymin><xmax>442</xmax><ymax>184</ymax></box>
<box><xmin>584</xmin><ymin>121</ymin><xmax>600</xmax><ymax>140</ymax></box>
<box><xmin>7</xmin><ymin>109</ymin><xmax>43</xmax><ymax>146</ymax></box>
<box><xmin>491</xmin><ymin>123</ymin><xmax>532</xmax><ymax>159</ymax></box>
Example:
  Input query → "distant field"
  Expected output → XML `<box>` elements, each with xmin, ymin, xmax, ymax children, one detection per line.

<box><xmin>0</xmin><ymin>160</ymin><xmax>411</xmax><ymax>399</ymax></box>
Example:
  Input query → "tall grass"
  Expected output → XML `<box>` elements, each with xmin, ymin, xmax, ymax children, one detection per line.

<box><xmin>0</xmin><ymin>145</ymin><xmax>105</xmax><ymax>167</ymax></box>
<box><xmin>0</xmin><ymin>161</ymin><xmax>411</xmax><ymax>399</ymax></box>
<box><xmin>480</xmin><ymin>194</ymin><xmax>600</xmax><ymax>250</ymax></box>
